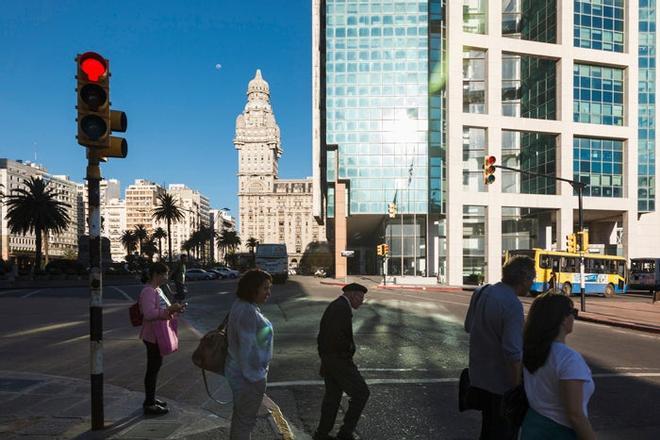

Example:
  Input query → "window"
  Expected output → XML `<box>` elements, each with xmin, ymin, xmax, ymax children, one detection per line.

<box><xmin>574</xmin><ymin>0</ymin><xmax>624</xmax><ymax>52</ymax></box>
<box><xmin>503</xmin><ymin>0</ymin><xmax>556</xmax><ymax>43</ymax></box>
<box><xmin>502</xmin><ymin>130</ymin><xmax>557</xmax><ymax>194</ymax></box>
<box><xmin>464</xmin><ymin>0</ymin><xmax>487</xmax><ymax>34</ymax></box>
<box><xmin>463</xmin><ymin>127</ymin><xmax>487</xmax><ymax>192</ymax></box>
<box><xmin>463</xmin><ymin>48</ymin><xmax>486</xmax><ymax>113</ymax></box>
<box><xmin>463</xmin><ymin>205</ymin><xmax>486</xmax><ymax>285</ymax></box>
<box><xmin>573</xmin><ymin>137</ymin><xmax>624</xmax><ymax>197</ymax></box>
<box><xmin>502</xmin><ymin>53</ymin><xmax>557</xmax><ymax>119</ymax></box>
<box><xmin>573</xmin><ymin>64</ymin><xmax>624</xmax><ymax>126</ymax></box>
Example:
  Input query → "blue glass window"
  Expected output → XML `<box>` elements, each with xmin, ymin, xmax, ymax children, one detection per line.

<box><xmin>574</xmin><ymin>0</ymin><xmax>624</xmax><ymax>52</ymax></box>
<box><xmin>573</xmin><ymin>137</ymin><xmax>624</xmax><ymax>198</ymax></box>
<box><xmin>573</xmin><ymin>64</ymin><xmax>624</xmax><ymax>126</ymax></box>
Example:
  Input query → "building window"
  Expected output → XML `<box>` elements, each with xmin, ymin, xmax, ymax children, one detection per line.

<box><xmin>574</xmin><ymin>0</ymin><xmax>624</xmax><ymax>52</ymax></box>
<box><xmin>463</xmin><ymin>48</ymin><xmax>487</xmax><ymax>114</ymax></box>
<box><xmin>573</xmin><ymin>64</ymin><xmax>624</xmax><ymax>125</ymax></box>
<box><xmin>638</xmin><ymin>0</ymin><xmax>656</xmax><ymax>212</ymax></box>
<box><xmin>503</xmin><ymin>0</ymin><xmax>556</xmax><ymax>43</ymax></box>
<box><xmin>463</xmin><ymin>0</ymin><xmax>487</xmax><ymax>34</ymax></box>
<box><xmin>502</xmin><ymin>53</ymin><xmax>556</xmax><ymax>119</ymax></box>
<box><xmin>502</xmin><ymin>130</ymin><xmax>557</xmax><ymax>194</ymax></box>
<box><xmin>502</xmin><ymin>207</ymin><xmax>556</xmax><ymax>252</ymax></box>
<box><xmin>573</xmin><ymin>137</ymin><xmax>624</xmax><ymax>197</ymax></box>
<box><xmin>463</xmin><ymin>205</ymin><xmax>486</xmax><ymax>285</ymax></box>
<box><xmin>462</xmin><ymin>127</ymin><xmax>487</xmax><ymax>192</ymax></box>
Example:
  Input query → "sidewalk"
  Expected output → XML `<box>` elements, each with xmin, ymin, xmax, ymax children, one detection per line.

<box><xmin>0</xmin><ymin>296</ymin><xmax>290</xmax><ymax>439</ymax></box>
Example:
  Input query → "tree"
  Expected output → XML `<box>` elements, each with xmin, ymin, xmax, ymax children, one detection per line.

<box><xmin>152</xmin><ymin>227</ymin><xmax>167</xmax><ymax>260</ymax></box>
<box><xmin>121</xmin><ymin>230</ymin><xmax>138</xmax><ymax>258</ymax></box>
<box><xmin>5</xmin><ymin>177</ymin><xmax>71</xmax><ymax>272</ymax></box>
<box><xmin>142</xmin><ymin>237</ymin><xmax>158</xmax><ymax>262</ymax></box>
<box><xmin>181</xmin><ymin>238</ymin><xmax>194</xmax><ymax>260</ymax></box>
<box><xmin>218</xmin><ymin>230</ymin><xmax>241</xmax><ymax>263</ymax></box>
<box><xmin>152</xmin><ymin>193</ymin><xmax>184</xmax><ymax>263</ymax></box>
<box><xmin>246</xmin><ymin>237</ymin><xmax>259</xmax><ymax>254</ymax></box>
<box><xmin>134</xmin><ymin>224</ymin><xmax>148</xmax><ymax>256</ymax></box>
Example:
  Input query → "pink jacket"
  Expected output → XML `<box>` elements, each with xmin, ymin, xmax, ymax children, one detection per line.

<box><xmin>139</xmin><ymin>286</ymin><xmax>175</xmax><ymax>344</ymax></box>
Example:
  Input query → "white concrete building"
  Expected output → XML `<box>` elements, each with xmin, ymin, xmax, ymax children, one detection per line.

<box><xmin>167</xmin><ymin>184</ymin><xmax>211</xmax><ymax>258</ymax></box>
<box><xmin>124</xmin><ymin>179</ymin><xmax>166</xmax><ymax>235</ymax></box>
<box><xmin>0</xmin><ymin>159</ymin><xmax>80</xmax><ymax>263</ymax></box>
<box><xmin>210</xmin><ymin>208</ymin><xmax>236</xmax><ymax>262</ymax></box>
<box><xmin>105</xmin><ymin>198</ymin><xmax>126</xmax><ymax>262</ymax></box>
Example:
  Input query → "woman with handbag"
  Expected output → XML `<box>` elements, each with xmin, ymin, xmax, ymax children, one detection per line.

<box><xmin>521</xmin><ymin>293</ymin><xmax>596</xmax><ymax>439</ymax></box>
<box><xmin>139</xmin><ymin>262</ymin><xmax>185</xmax><ymax>415</ymax></box>
<box><xmin>225</xmin><ymin>269</ymin><xmax>273</xmax><ymax>440</ymax></box>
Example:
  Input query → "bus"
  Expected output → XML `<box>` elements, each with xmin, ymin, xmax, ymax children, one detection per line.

<box><xmin>629</xmin><ymin>258</ymin><xmax>660</xmax><ymax>293</ymax></box>
<box><xmin>506</xmin><ymin>249</ymin><xmax>627</xmax><ymax>297</ymax></box>
<box><xmin>255</xmin><ymin>243</ymin><xmax>288</xmax><ymax>284</ymax></box>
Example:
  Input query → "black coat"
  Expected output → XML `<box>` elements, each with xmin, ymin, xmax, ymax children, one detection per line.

<box><xmin>317</xmin><ymin>296</ymin><xmax>356</xmax><ymax>359</ymax></box>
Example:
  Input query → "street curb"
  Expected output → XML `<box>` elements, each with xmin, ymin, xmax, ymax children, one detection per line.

<box><xmin>576</xmin><ymin>315</ymin><xmax>660</xmax><ymax>334</ymax></box>
<box><xmin>376</xmin><ymin>284</ymin><xmax>465</xmax><ymax>293</ymax></box>
<box><xmin>180</xmin><ymin>317</ymin><xmax>295</xmax><ymax>439</ymax></box>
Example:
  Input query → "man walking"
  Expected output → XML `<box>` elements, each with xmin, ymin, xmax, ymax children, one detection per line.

<box><xmin>171</xmin><ymin>254</ymin><xmax>187</xmax><ymax>303</ymax></box>
<box><xmin>464</xmin><ymin>255</ymin><xmax>535</xmax><ymax>439</ymax></box>
<box><xmin>314</xmin><ymin>283</ymin><xmax>370</xmax><ymax>440</ymax></box>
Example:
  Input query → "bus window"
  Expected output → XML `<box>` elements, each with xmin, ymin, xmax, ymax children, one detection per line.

<box><xmin>617</xmin><ymin>261</ymin><xmax>625</xmax><ymax>277</ymax></box>
<box><xmin>562</xmin><ymin>257</ymin><xmax>578</xmax><ymax>272</ymax></box>
<box><xmin>551</xmin><ymin>258</ymin><xmax>560</xmax><ymax>272</ymax></box>
<box><xmin>540</xmin><ymin>254</ymin><xmax>551</xmax><ymax>269</ymax></box>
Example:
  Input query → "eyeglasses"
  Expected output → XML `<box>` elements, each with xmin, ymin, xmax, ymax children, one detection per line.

<box><xmin>570</xmin><ymin>308</ymin><xmax>579</xmax><ymax>319</ymax></box>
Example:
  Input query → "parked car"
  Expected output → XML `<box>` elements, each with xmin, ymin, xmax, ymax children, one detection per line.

<box><xmin>213</xmin><ymin>267</ymin><xmax>240</xmax><ymax>279</ymax></box>
<box><xmin>207</xmin><ymin>269</ymin><xmax>225</xmax><ymax>279</ymax></box>
<box><xmin>185</xmin><ymin>268</ymin><xmax>213</xmax><ymax>281</ymax></box>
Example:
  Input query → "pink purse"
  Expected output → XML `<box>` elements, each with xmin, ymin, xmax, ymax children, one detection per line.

<box><xmin>153</xmin><ymin>318</ymin><xmax>179</xmax><ymax>356</ymax></box>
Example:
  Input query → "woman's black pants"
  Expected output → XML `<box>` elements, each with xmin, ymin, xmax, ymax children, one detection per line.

<box><xmin>143</xmin><ymin>340</ymin><xmax>162</xmax><ymax>406</ymax></box>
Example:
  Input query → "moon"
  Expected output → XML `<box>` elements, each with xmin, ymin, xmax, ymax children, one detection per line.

<box><xmin>215</xmin><ymin>63</ymin><xmax>222</xmax><ymax>70</ymax></box>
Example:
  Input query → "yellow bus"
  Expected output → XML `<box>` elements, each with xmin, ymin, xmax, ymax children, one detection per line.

<box><xmin>506</xmin><ymin>249</ymin><xmax>627</xmax><ymax>297</ymax></box>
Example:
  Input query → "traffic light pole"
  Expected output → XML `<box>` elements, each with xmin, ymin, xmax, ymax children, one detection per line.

<box><xmin>495</xmin><ymin>164</ymin><xmax>587</xmax><ymax>311</ymax></box>
<box><xmin>87</xmin><ymin>156</ymin><xmax>104</xmax><ymax>430</ymax></box>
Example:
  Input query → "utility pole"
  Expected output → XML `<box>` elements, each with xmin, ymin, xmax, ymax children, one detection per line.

<box><xmin>76</xmin><ymin>51</ymin><xmax>128</xmax><ymax>430</ymax></box>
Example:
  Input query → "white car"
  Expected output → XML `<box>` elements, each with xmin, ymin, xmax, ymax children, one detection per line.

<box><xmin>185</xmin><ymin>268</ymin><xmax>213</xmax><ymax>281</ymax></box>
<box><xmin>214</xmin><ymin>267</ymin><xmax>240</xmax><ymax>279</ymax></box>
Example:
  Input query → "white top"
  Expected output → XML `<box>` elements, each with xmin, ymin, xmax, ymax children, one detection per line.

<box><xmin>226</xmin><ymin>299</ymin><xmax>274</xmax><ymax>383</ymax></box>
<box><xmin>524</xmin><ymin>342</ymin><xmax>595</xmax><ymax>428</ymax></box>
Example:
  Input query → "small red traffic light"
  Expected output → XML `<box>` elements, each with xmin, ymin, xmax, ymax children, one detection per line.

<box><xmin>79</xmin><ymin>52</ymin><xmax>107</xmax><ymax>82</ymax></box>
<box><xmin>486</xmin><ymin>156</ymin><xmax>496</xmax><ymax>165</ymax></box>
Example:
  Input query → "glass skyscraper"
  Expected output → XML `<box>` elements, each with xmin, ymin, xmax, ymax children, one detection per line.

<box><xmin>313</xmin><ymin>0</ymin><xmax>660</xmax><ymax>283</ymax></box>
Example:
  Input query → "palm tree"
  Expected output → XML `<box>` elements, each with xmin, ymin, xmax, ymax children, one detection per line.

<box><xmin>246</xmin><ymin>237</ymin><xmax>259</xmax><ymax>254</ymax></box>
<box><xmin>152</xmin><ymin>193</ymin><xmax>185</xmax><ymax>263</ymax></box>
<box><xmin>181</xmin><ymin>238</ymin><xmax>194</xmax><ymax>260</ymax></box>
<box><xmin>218</xmin><ymin>230</ymin><xmax>241</xmax><ymax>263</ymax></box>
<box><xmin>152</xmin><ymin>227</ymin><xmax>167</xmax><ymax>260</ymax></box>
<box><xmin>4</xmin><ymin>177</ymin><xmax>71</xmax><ymax>272</ymax></box>
<box><xmin>194</xmin><ymin>226</ymin><xmax>216</xmax><ymax>264</ymax></box>
<box><xmin>121</xmin><ymin>230</ymin><xmax>138</xmax><ymax>258</ymax></box>
<box><xmin>134</xmin><ymin>224</ymin><xmax>148</xmax><ymax>256</ymax></box>
<box><xmin>142</xmin><ymin>237</ymin><xmax>158</xmax><ymax>262</ymax></box>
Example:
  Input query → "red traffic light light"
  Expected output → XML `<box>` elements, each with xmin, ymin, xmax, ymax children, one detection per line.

<box><xmin>79</xmin><ymin>52</ymin><xmax>108</xmax><ymax>82</ymax></box>
<box><xmin>485</xmin><ymin>155</ymin><xmax>496</xmax><ymax>166</ymax></box>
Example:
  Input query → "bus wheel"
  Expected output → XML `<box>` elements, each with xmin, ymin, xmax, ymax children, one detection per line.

<box><xmin>561</xmin><ymin>282</ymin><xmax>572</xmax><ymax>296</ymax></box>
<box><xmin>604</xmin><ymin>283</ymin><xmax>615</xmax><ymax>298</ymax></box>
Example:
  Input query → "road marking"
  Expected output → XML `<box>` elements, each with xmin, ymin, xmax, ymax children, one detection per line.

<box><xmin>217</xmin><ymin>291</ymin><xmax>230</xmax><ymax>295</ymax></box>
<box><xmin>4</xmin><ymin>320</ymin><xmax>86</xmax><ymax>338</ymax></box>
<box><xmin>110</xmin><ymin>286</ymin><xmax>133</xmax><ymax>302</ymax></box>
<box><xmin>21</xmin><ymin>289</ymin><xmax>43</xmax><ymax>298</ymax></box>
<box><xmin>361</xmin><ymin>368</ymin><xmax>431</xmax><ymax>372</ymax></box>
<box><xmin>268</xmin><ymin>372</ymin><xmax>660</xmax><ymax>388</ymax></box>
<box><xmin>0</xmin><ymin>289</ymin><xmax>26</xmax><ymax>296</ymax></box>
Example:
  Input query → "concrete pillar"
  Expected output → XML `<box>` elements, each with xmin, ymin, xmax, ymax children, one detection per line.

<box><xmin>334</xmin><ymin>182</ymin><xmax>347</xmax><ymax>279</ymax></box>
<box><xmin>487</xmin><ymin>202</ymin><xmax>503</xmax><ymax>284</ymax></box>
<box><xmin>558</xmin><ymin>207</ymin><xmax>573</xmax><ymax>251</ymax></box>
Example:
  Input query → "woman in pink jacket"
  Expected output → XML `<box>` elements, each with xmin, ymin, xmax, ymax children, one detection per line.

<box><xmin>139</xmin><ymin>262</ymin><xmax>185</xmax><ymax>415</ymax></box>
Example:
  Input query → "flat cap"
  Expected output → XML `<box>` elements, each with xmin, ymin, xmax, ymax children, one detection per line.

<box><xmin>342</xmin><ymin>282</ymin><xmax>368</xmax><ymax>294</ymax></box>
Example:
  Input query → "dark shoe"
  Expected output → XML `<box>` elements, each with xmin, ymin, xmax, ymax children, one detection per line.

<box><xmin>143</xmin><ymin>404</ymin><xmax>169</xmax><ymax>416</ymax></box>
<box><xmin>313</xmin><ymin>433</ymin><xmax>336</xmax><ymax>440</ymax></box>
<box><xmin>155</xmin><ymin>398</ymin><xmax>168</xmax><ymax>408</ymax></box>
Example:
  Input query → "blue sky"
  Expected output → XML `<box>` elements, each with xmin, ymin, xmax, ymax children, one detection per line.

<box><xmin>0</xmin><ymin>0</ymin><xmax>312</xmax><ymax>215</ymax></box>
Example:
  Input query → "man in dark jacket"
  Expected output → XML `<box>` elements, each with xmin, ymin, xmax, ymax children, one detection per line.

<box><xmin>313</xmin><ymin>283</ymin><xmax>370</xmax><ymax>440</ymax></box>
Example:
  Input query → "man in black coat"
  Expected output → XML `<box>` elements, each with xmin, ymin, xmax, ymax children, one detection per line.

<box><xmin>313</xmin><ymin>283</ymin><xmax>370</xmax><ymax>440</ymax></box>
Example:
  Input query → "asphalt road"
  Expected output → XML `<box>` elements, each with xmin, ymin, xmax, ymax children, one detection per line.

<box><xmin>3</xmin><ymin>277</ymin><xmax>659</xmax><ymax>439</ymax></box>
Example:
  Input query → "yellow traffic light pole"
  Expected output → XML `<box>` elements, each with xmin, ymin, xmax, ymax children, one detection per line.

<box><xmin>494</xmin><ymin>164</ymin><xmax>588</xmax><ymax>312</ymax></box>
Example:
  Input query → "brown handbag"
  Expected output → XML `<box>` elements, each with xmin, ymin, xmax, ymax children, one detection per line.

<box><xmin>192</xmin><ymin>314</ymin><xmax>231</xmax><ymax>404</ymax></box>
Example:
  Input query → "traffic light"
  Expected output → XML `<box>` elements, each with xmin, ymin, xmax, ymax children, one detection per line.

<box><xmin>376</xmin><ymin>244</ymin><xmax>383</xmax><ymax>256</ymax></box>
<box><xmin>382</xmin><ymin>244</ymin><xmax>389</xmax><ymax>256</ymax></box>
<box><xmin>577</xmin><ymin>230</ymin><xmax>589</xmax><ymax>252</ymax></box>
<box><xmin>388</xmin><ymin>202</ymin><xmax>397</xmax><ymax>218</ymax></box>
<box><xmin>566</xmin><ymin>233</ymin><xmax>577</xmax><ymax>253</ymax></box>
<box><xmin>483</xmin><ymin>156</ymin><xmax>496</xmax><ymax>185</ymax></box>
<box><xmin>76</xmin><ymin>52</ymin><xmax>128</xmax><ymax>159</ymax></box>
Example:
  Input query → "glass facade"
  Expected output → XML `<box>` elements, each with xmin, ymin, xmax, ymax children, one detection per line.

<box><xmin>574</xmin><ymin>0</ymin><xmax>624</xmax><ymax>52</ymax></box>
<box><xmin>639</xmin><ymin>0</ymin><xmax>656</xmax><ymax>212</ymax></box>
<box><xmin>502</xmin><ymin>53</ymin><xmax>556</xmax><ymax>119</ymax></box>
<box><xmin>573</xmin><ymin>64</ymin><xmax>624</xmax><ymax>126</ymax></box>
<box><xmin>463</xmin><ymin>48</ymin><xmax>487</xmax><ymax>113</ymax></box>
<box><xmin>325</xmin><ymin>0</ymin><xmax>430</xmax><ymax>215</ymax></box>
<box><xmin>429</xmin><ymin>0</ymin><xmax>446</xmax><ymax>214</ymax></box>
<box><xmin>502</xmin><ymin>207</ymin><xmax>556</xmax><ymax>252</ymax></box>
<box><xmin>503</xmin><ymin>0</ymin><xmax>557</xmax><ymax>43</ymax></box>
<box><xmin>502</xmin><ymin>130</ymin><xmax>557</xmax><ymax>194</ymax></box>
<box><xmin>385</xmin><ymin>217</ymin><xmax>427</xmax><ymax>276</ymax></box>
<box><xmin>463</xmin><ymin>0</ymin><xmax>487</xmax><ymax>34</ymax></box>
<box><xmin>463</xmin><ymin>127</ymin><xmax>486</xmax><ymax>192</ymax></box>
<box><xmin>573</xmin><ymin>137</ymin><xmax>624</xmax><ymax>197</ymax></box>
<box><xmin>463</xmin><ymin>205</ymin><xmax>486</xmax><ymax>285</ymax></box>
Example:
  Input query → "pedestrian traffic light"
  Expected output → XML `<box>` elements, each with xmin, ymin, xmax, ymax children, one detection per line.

<box><xmin>382</xmin><ymin>244</ymin><xmax>389</xmax><ymax>256</ymax></box>
<box><xmin>577</xmin><ymin>230</ymin><xmax>589</xmax><ymax>252</ymax></box>
<box><xmin>376</xmin><ymin>244</ymin><xmax>383</xmax><ymax>256</ymax></box>
<box><xmin>566</xmin><ymin>233</ymin><xmax>577</xmax><ymax>253</ymax></box>
<box><xmin>76</xmin><ymin>52</ymin><xmax>128</xmax><ymax>159</ymax></box>
<box><xmin>388</xmin><ymin>202</ymin><xmax>397</xmax><ymax>218</ymax></box>
<box><xmin>483</xmin><ymin>156</ymin><xmax>496</xmax><ymax>185</ymax></box>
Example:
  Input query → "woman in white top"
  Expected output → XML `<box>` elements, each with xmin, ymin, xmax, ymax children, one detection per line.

<box><xmin>521</xmin><ymin>293</ymin><xmax>596</xmax><ymax>440</ymax></box>
<box><xmin>225</xmin><ymin>269</ymin><xmax>274</xmax><ymax>440</ymax></box>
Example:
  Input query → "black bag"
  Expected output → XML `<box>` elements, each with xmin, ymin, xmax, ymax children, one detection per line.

<box><xmin>458</xmin><ymin>368</ymin><xmax>488</xmax><ymax>412</ymax></box>
<box><xmin>501</xmin><ymin>383</ymin><xmax>529</xmax><ymax>427</ymax></box>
